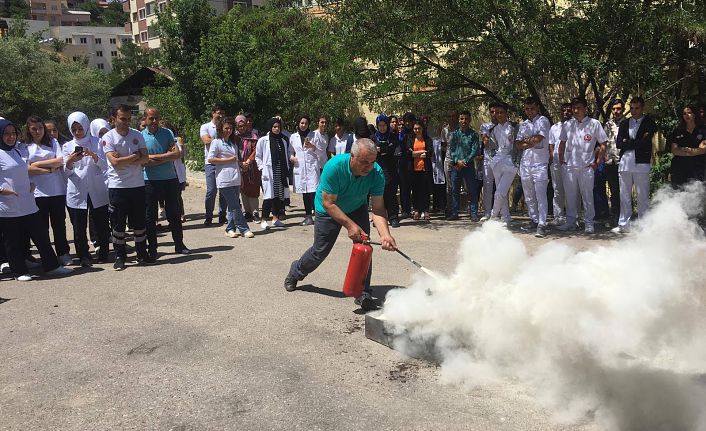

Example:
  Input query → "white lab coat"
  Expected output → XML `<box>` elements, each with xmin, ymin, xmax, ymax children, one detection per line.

<box><xmin>288</xmin><ymin>131</ymin><xmax>323</xmax><ymax>194</ymax></box>
<box><xmin>255</xmin><ymin>133</ymin><xmax>291</xmax><ymax>200</ymax></box>
<box><xmin>63</xmin><ymin>136</ymin><xmax>109</xmax><ymax>209</ymax></box>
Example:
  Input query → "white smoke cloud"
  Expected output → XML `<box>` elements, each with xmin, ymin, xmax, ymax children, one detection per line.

<box><xmin>383</xmin><ymin>182</ymin><xmax>706</xmax><ymax>431</ymax></box>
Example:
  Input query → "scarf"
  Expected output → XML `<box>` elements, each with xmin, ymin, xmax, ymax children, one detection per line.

<box><xmin>90</xmin><ymin>118</ymin><xmax>110</xmax><ymax>139</ymax></box>
<box><xmin>266</xmin><ymin>118</ymin><xmax>289</xmax><ymax>189</ymax></box>
<box><xmin>68</xmin><ymin>112</ymin><xmax>92</xmax><ymax>146</ymax></box>
<box><xmin>0</xmin><ymin>119</ymin><xmax>17</xmax><ymax>151</ymax></box>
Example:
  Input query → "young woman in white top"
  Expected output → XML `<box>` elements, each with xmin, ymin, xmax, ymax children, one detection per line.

<box><xmin>0</xmin><ymin>119</ymin><xmax>72</xmax><ymax>281</ymax></box>
<box><xmin>63</xmin><ymin>112</ymin><xmax>111</xmax><ymax>266</ymax></box>
<box><xmin>289</xmin><ymin>115</ymin><xmax>323</xmax><ymax>226</ymax></box>
<box><xmin>207</xmin><ymin>117</ymin><xmax>254</xmax><ymax>238</ymax></box>
<box><xmin>24</xmin><ymin>115</ymin><xmax>71</xmax><ymax>266</ymax></box>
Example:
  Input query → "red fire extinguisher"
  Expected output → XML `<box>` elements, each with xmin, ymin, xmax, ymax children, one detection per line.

<box><xmin>342</xmin><ymin>233</ymin><xmax>373</xmax><ymax>298</ymax></box>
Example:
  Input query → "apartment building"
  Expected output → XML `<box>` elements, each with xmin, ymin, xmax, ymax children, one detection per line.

<box><xmin>28</xmin><ymin>0</ymin><xmax>91</xmax><ymax>26</ymax></box>
<box><xmin>51</xmin><ymin>25</ymin><xmax>132</xmax><ymax>72</ymax></box>
<box><xmin>123</xmin><ymin>0</ymin><xmax>263</xmax><ymax>49</ymax></box>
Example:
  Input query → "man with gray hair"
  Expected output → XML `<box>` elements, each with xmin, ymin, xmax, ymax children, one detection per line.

<box><xmin>284</xmin><ymin>138</ymin><xmax>397</xmax><ymax>311</ymax></box>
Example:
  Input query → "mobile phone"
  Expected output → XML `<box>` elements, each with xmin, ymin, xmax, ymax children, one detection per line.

<box><xmin>74</xmin><ymin>146</ymin><xmax>84</xmax><ymax>154</ymax></box>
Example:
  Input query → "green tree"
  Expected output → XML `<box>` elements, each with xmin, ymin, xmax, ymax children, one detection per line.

<box><xmin>0</xmin><ymin>0</ymin><xmax>30</xmax><ymax>19</ymax></box>
<box><xmin>102</xmin><ymin>0</ymin><xmax>129</xmax><ymax>27</ymax></box>
<box><xmin>0</xmin><ymin>36</ymin><xmax>110</xmax><ymax>131</ymax></box>
<box><xmin>109</xmin><ymin>41</ymin><xmax>157</xmax><ymax>84</ymax></box>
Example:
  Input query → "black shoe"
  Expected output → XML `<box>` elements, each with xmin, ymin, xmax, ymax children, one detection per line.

<box><xmin>137</xmin><ymin>254</ymin><xmax>156</xmax><ymax>265</ymax></box>
<box><xmin>390</xmin><ymin>219</ymin><xmax>400</xmax><ymax>228</ymax></box>
<box><xmin>446</xmin><ymin>214</ymin><xmax>459</xmax><ymax>221</ymax></box>
<box><xmin>354</xmin><ymin>293</ymin><xmax>379</xmax><ymax>311</ymax></box>
<box><xmin>218</xmin><ymin>215</ymin><xmax>227</xmax><ymax>225</ymax></box>
<box><xmin>399</xmin><ymin>212</ymin><xmax>411</xmax><ymax>220</ymax></box>
<box><xmin>113</xmin><ymin>257</ymin><xmax>126</xmax><ymax>271</ymax></box>
<box><xmin>203</xmin><ymin>219</ymin><xmax>213</xmax><ymax>226</ymax></box>
<box><xmin>175</xmin><ymin>246</ymin><xmax>191</xmax><ymax>255</ymax></box>
<box><xmin>244</xmin><ymin>212</ymin><xmax>253</xmax><ymax>222</ymax></box>
<box><xmin>96</xmin><ymin>253</ymin><xmax>109</xmax><ymax>264</ymax></box>
<box><xmin>284</xmin><ymin>261</ymin><xmax>299</xmax><ymax>292</ymax></box>
<box><xmin>520</xmin><ymin>221</ymin><xmax>538</xmax><ymax>231</ymax></box>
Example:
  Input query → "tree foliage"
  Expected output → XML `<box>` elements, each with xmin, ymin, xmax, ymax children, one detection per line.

<box><xmin>109</xmin><ymin>41</ymin><xmax>158</xmax><ymax>84</ymax></box>
<box><xmin>0</xmin><ymin>0</ymin><xmax>30</xmax><ymax>19</ymax></box>
<box><xmin>79</xmin><ymin>0</ymin><xmax>129</xmax><ymax>27</ymax></box>
<box><xmin>0</xmin><ymin>36</ymin><xmax>110</xmax><ymax>132</ymax></box>
<box><xmin>320</xmin><ymin>0</ymin><xmax>706</xmax><ymax>124</ymax></box>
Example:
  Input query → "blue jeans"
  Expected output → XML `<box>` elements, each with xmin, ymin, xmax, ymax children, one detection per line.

<box><xmin>451</xmin><ymin>166</ymin><xmax>479</xmax><ymax>216</ymax></box>
<box><xmin>289</xmin><ymin>205</ymin><xmax>372</xmax><ymax>294</ymax></box>
<box><xmin>219</xmin><ymin>186</ymin><xmax>250</xmax><ymax>234</ymax></box>
<box><xmin>204</xmin><ymin>164</ymin><xmax>227</xmax><ymax>221</ymax></box>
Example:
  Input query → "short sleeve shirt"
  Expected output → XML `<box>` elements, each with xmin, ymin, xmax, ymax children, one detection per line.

<box><xmin>314</xmin><ymin>153</ymin><xmax>385</xmax><ymax>216</ymax></box>
<box><xmin>518</xmin><ymin>115</ymin><xmax>550</xmax><ymax>166</ymax></box>
<box><xmin>26</xmin><ymin>138</ymin><xmax>67</xmax><ymax>197</ymax></box>
<box><xmin>142</xmin><ymin>127</ymin><xmax>177</xmax><ymax>181</ymax></box>
<box><xmin>103</xmin><ymin>128</ymin><xmax>147</xmax><ymax>189</ymax></box>
<box><xmin>200</xmin><ymin>121</ymin><xmax>218</xmax><ymax>162</ymax></box>
<box><xmin>328</xmin><ymin>133</ymin><xmax>351</xmax><ymax>155</ymax></box>
<box><xmin>560</xmin><ymin>117</ymin><xmax>608</xmax><ymax>168</ymax></box>
<box><xmin>0</xmin><ymin>147</ymin><xmax>38</xmax><ymax>217</ymax></box>
<box><xmin>207</xmin><ymin>139</ymin><xmax>241</xmax><ymax>188</ymax></box>
<box><xmin>549</xmin><ymin>122</ymin><xmax>563</xmax><ymax>159</ymax></box>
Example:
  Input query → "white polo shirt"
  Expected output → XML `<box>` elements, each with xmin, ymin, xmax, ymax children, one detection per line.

<box><xmin>200</xmin><ymin>121</ymin><xmax>218</xmax><ymax>162</ymax></box>
<box><xmin>26</xmin><ymin>138</ymin><xmax>67</xmax><ymax>198</ymax></box>
<box><xmin>63</xmin><ymin>137</ymin><xmax>109</xmax><ymax>209</ymax></box>
<box><xmin>549</xmin><ymin>122</ymin><xmax>564</xmax><ymax>159</ymax></box>
<box><xmin>560</xmin><ymin>116</ymin><xmax>608</xmax><ymax>168</ymax></box>
<box><xmin>0</xmin><ymin>146</ymin><xmax>39</xmax><ymax>217</ymax></box>
<box><xmin>102</xmin><ymin>128</ymin><xmax>147</xmax><ymax>189</ymax></box>
<box><xmin>312</xmin><ymin>130</ymin><xmax>329</xmax><ymax>167</ymax></box>
<box><xmin>207</xmin><ymin>138</ymin><xmax>241</xmax><ymax>188</ymax></box>
<box><xmin>328</xmin><ymin>133</ymin><xmax>351</xmax><ymax>155</ymax></box>
<box><xmin>517</xmin><ymin>115</ymin><xmax>550</xmax><ymax>166</ymax></box>
<box><xmin>489</xmin><ymin>121</ymin><xmax>515</xmax><ymax>160</ymax></box>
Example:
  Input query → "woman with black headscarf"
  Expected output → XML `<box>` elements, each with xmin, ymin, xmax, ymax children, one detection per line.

<box><xmin>0</xmin><ymin>119</ymin><xmax>72</xmax><ymax>281</ymax></box>
<box><xmin>255</xmin><ymin>117</ymin><xmax>291</xmax><ymax>230</ymax></box>
<box><xmin>374</xmin><ymin>114</ymin><xmax>400</xmax><ymax>227</ymax></box>
<box><xmin>288</xmin><ymin>115</ymin><xmax>322</xmax><ymax>225</ymax></box>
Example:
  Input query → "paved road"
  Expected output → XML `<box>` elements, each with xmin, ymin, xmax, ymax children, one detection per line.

<box><xmin>0</xmin><ymin>181</ymin><xmax>600</xmax><ymax>431</ymax></box>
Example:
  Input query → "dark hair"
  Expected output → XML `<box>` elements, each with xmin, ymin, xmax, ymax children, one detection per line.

<box><xmin>679</xmin><ymin>104</ymin><xmax>699</xmax><ymax>129</ymax></box>
<box><xmin>488</xmin><ymin>102</ymin><xmax>501</xmax><ymax>110</ymax></box>
<box><xmin>318</xmin><ymin>115</ymin><xmax>327</xmax><ymax>122</ymax></box>
<box><xmin>447</xmin><ymin>109</ymin><xmax>458</xmax><ymax>116</ymax></box>
<box><xmin>353</xmin><ymin>116</ymin><xmax>371</xmax><ymax>138</ymax></box>
<box><xmin>334</xmin><ymin>117</ymin><xmax>345</xmax><ymax>127</ymax></box>
<box><xmin>560</xmin><ymin>102</ymin><xmax>573</xmax><ymax>109</ymax></box>
<box><xmin>389</xmin><ymin>115</ymin><xmax>398</xmax><ymax>122</ymax></box>
<box><xmin>217</xmin><ymin>116</ymin><xmax>236</xmax><ymax>139</ymax></box>
<box><xmin>458</xmin><ymin>110</ymin><xmax>472</xmax><ymax>118</ymax></box>
<box><xmin>630</xmin><ymin>96</ymin><xmax>646</xmax><ymax>107</ymax></box>
<box><xmin>24</xmin><ymin>115</ymin><xmax>52</xmax><ymax>147</ymax></box>
<box><xmin>494</xmin><ymin>103</ymin><xmax>509</xmax><ymax>112</ymax></box>
<box><xmin>111</xmin><ymin>104</ymin><xmax>132</xmax><ymax>118</ymax></box>
<box><xmin>297</xmin><ymin>114</ymin><xmax>310</xmax><ymax>125</ymax></box>
<box><xmin>243</xmin><ymin>112</ymin><xmax>253</xmax><ymax>120</ymax></box>
<box><xmin>267</xmin><ymin>117</ymin><xmax>283</xmax><ymax>134</ymax></box>
<box><xmin>402</xmin><ymin>112</ymin><xmax>416</xmax><ymax>122</ymax></box>
<box><xmin>212</xmin><ymin>104</ymin><xmax>226</xmax><ymax>113</ymax></box>
<box><xmin>524</xmin><ymin>96</ymin><xmax>541</xmax><ymax>106</ymax></box>
<box><xmin>571</xmin><ymin>97</ymin><xmax>588</xmax><ymax>107</ymax></box>
<box><xmin>610</xmin><ymin>98</ymin><xmax>625</xmax><ymax>108</ymax></box>
<box><xmin>367</xmin><ymin>124</ymin><xmax>376</xmax><ymax>136</ymax></box>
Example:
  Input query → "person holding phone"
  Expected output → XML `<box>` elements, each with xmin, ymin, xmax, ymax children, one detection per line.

<box><xmin>288</xmin><ymin>115</ymin><xmax>323</xmax><ymax>225</ymax></box>
<box><xmin>63</xmin><ymin>112</ymin><xmax>110</xmax><ymax>266</ymax></box>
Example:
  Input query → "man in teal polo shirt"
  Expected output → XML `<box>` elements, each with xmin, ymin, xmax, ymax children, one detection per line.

<box><xmin>284</xmin><ymin>138</ymin><xmax>397</xmax><ymax>311</ymax></box>
<box><xmin>142</xmin><ymin>107</ymin><xmax>189</xmax><ymax>258</ymax></box>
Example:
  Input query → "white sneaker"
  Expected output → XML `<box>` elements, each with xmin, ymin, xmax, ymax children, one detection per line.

<box><xmin>45</xmin><ymin>266</ymin><xmax>73</xmax><ymax>277</ymax></box>
<box><xmin>584</xmin><ymin>224</ymin><xmax>595</xmax><ymax>234</ymax></box>
<box><xmin>557</xmin><ymin>222</ymin><xmax>577</xmax><ymax>231</ymax></box>
<box><xmin>611</xmin><ymin>225</ymin><xmax>630</xmax><ymax>234</ymax></box>
<box><xmin>479</xmin><ymin>215</ymin><xmax>490</xmax><ymax>222</ymax></box>
<box><xmin>58</xmin><ymin>254</ymin><xmax>72</xmax><ymax>266</ymax></box>
<box><xmin>243</xmin><ymin>230</ymin><xmax>255</xmax><ymax>238</ymax></box>
<box><xmin>260</xmin><ymin>221</ymin><xmax>269</xmax><ymax>231</ymax></box>
<box><xmin>16</xmin><ymin>274</ymin><xmax>32</xmax><ymax>282</ymax></box>
<box><xmin>225</xmin><ymin>230</ymin><xmax>239</xmax><ymax>238</ymax></box>
<box><xmin>0</xmin><ymin>262</ymin><xmax>10</xmax><ymax>274</ymax></box>
<box><xmin>158</xmin><ymin>208</ymin><xmax>166</xmax><ymax>220</ymax></box>
<box><xmin>273</xmin><ymin>219</ymin><xmax>285</xmax><ymax>228</ymax></box>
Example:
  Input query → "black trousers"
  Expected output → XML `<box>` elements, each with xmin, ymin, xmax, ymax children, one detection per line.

<box><xmin>383</xmin><ymin>172</ymin><xmax>399</xmax><ymax>221</ymax></box>
<box><xmin>289</xmin><ymin>205</ymin><xmax>372</xmax><ymax>293</ymax></box>
<box><xmin>109</xmin><ymin>187</ymin><xmax>147</xmax><ymax>259</ymax></box>
<box><xmin>302</xmin><ymin>192</ymin><xmax>315</xmax><ymax>216</ymax></box>
<box><xmin>605</xmin><ymin>163</ymin><xmax>620</xmax><ymax>218</ymax></box>
<box><xmin>262</xmin><ymin>198</ymin><xmax>285</xmax><ymax>218</ymax></box>
<box><xmin>68</xmin><ymin>197</ymin><xmax>110</xmax><ymax>260</ymax></box>
<box><xmin>35</xmin><ymin>195</ymin><xmax>70</xmax><ymax>256</ymax></box>
<box><xmin>1</xmin><ymin>212</ymin><xmax>60</xmax><ymax>276</ymax></box>
<box><xmin>145</xmin><ymin>178</ymin><xmax>185</xmax><ymax>254</ymax></box>
<box><xmin>410</xmin><ymin>170</ymin><xmax>430</xmax><ymax>212</ymax></box>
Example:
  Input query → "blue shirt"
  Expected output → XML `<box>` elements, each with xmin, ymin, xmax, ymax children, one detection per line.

<box><xmin>315</xmin><ymin>153</ymin><xmax>385</xmax><ymax>216</ymax></box>
<box><xmin>142</xmin><ymin>127</ymin><xmax>177</xmax><ymax>181</ymax></box>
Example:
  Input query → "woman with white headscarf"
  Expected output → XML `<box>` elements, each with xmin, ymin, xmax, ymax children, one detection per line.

<box><xmin>90</xmin><ymin>118</ymin><xmax>111</xmax><ymax>140</ymax></box>
<box><xmin>63</xmin><ymin>112</ymin><xmax>111</xmax><ymax>266</ymax></box>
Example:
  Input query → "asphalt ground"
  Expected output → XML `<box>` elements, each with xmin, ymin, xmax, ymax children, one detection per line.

<box><xmin>0</xmin><ymin>175</ymin><xmax>602</xmax><ymax>431</ymax></box>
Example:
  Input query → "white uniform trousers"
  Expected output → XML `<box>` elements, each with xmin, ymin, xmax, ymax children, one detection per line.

<box><xmin>618</xmin><ymin>170</ymin><xmax>650</xmax><ymax>227</ymax></box>
<box><xmin>562</xmin><ymin>165</ymin><xmax>595</xmax><ymax>227</ymax></box>
<box><xmin>482</xmin><ymin>160</ymin><xmax>495</xmax><ymax>217</ymax></box>
<box><xmin>550</xmin><ymin>162</ymin><xmax>565</xmax><ymax>220</ymax></box>
<box><xmin>490</xmin><ymin>162</ymin><xmax>517</xmax><ymax>222</ymax></box>
<box><xmin>520</xmin><ymin>164</ymin><xmax>549</xmax><ymax>226</ymax></box>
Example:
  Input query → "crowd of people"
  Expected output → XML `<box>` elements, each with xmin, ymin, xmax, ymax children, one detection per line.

<box><xmin>1</xmin><ymin>96</ymin><xmax>705</xmax><ymax>284</ymax></box>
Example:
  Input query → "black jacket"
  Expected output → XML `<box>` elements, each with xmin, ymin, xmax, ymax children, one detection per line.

<box><xmin>404</xmin><ymin>134</ymin><xmax>433</xmax><ymax>173</ymax></box>
<box><xmin>616</xmin><ymin>115</ymin><xmax>657</xmax><ymax>165</ymax></box>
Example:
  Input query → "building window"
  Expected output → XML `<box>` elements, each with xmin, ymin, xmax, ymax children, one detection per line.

<box><xmin>147</xmin><ymin>25</ymin><xmax>158</xmax><ymax>39</ymax></box>
<box><xmin>138</xmin><ymin>8</ymin><xmax>146</xmax><ymax>19</ymax></box>
<box><xmin>95</xmin><ymin>38</ymin><xmax>101</xmax><ymax>44</ymax></box>
<box><xmin>111</xmin><ymin>51</ymin><xmax>118</xmax><ymax>57</ymax></box>
<box><xmin>65</xmin><ymin>37</ymin><xmax>72</xmax><ymax>44</ymax></box>
<box><xmin>140</xmin><ymin>31</ymin><xmax>148</xmax><ymax>42</ymax></box>
<box><xmin>110</xmin><ymin>38</ymin><xmax>116</xmax><ymax>44</ymax></box>
<box><xmin>158</xmin><ymin>2</ymin><xmax>167</xmax><ymax>12</ymax></box>
<box><xmin>79</xmin><ymin>37</ymin><xmax>87</xmax><ymax>44</ymax></box>
<box><xmin>146</xmin><ymin>2</ymin><xmax>155</xmax><ymax>16</ymax></box>
<box><xmin>96</xmin><ymin>51</ymin><xmax>103</xmax><ymax>57</ymax></box>
<box><xmin>132</xmin><ymin>12</ymin><xmax>137</xmax><ymax>21</ymax></box>
<box><xmin>97</xmin><ymin>63</ymin><xmax>104</xmax><ymax>70</ymax></box>
<box><xmin>72</xmin><ymin>56</ymin><xmax>81</xmax><ymax>61</ymax></box>
<box><xmin>134</xmin><ymin>35</ymin><xmax>140</xmax><ymax>43</ymax></box>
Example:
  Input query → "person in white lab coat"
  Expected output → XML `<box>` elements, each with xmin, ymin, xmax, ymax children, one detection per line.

<box><xmin>256</xmin><ymin>117</ymin><xmax>291</xmax><ymax>230</ymax></box>
<box><xmin>289</xmin><ymin>115</ymin><xmax>324</xmax><ymax>226</ymax></box>
<box><xmin>63</xmin><ymin>112</ymin><xmax>110</xmax><ymax>266</ymax></box>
